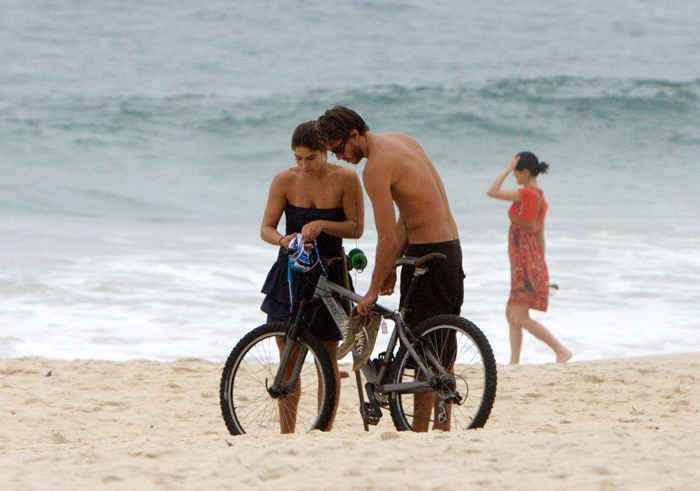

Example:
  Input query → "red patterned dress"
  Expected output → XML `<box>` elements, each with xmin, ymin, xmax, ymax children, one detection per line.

<box><xmin>507</xmin><ymin>187</ymin><xmax>549</xmax><ymax>311</ymax></box>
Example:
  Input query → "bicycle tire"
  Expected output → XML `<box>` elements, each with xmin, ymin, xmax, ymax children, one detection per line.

<box><xmin>220</xmin><ymin>322</ymin><xmax>337</xmax><ymax>435</ymax></box>
<box><xmin>388</xmin><ymin>315</ymin><xmax>497</xmax><ymax>431</ymax></box>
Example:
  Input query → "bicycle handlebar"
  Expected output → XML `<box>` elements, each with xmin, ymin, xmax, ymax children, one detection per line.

<box><xmin>393</xmin><ymin>252</ymin><xmax>447</xmax><ymax>269</ymax></box>
<box><xmin>323</xmin><ymin>252</ymin><xmax>447</xmax><ymax>273</ymax></box>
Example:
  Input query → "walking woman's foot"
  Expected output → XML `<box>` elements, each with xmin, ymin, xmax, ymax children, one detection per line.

<box><xmin>556</xmin><ymin>349</ymin><xmax>573</xmax><ymax>364</ymax></box>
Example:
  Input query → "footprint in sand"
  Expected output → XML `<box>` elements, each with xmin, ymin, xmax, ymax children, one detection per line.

<box><xmin>51</xmin><ymin>431</ymin><xmax>70</xmax><ymax>444</ymax></box>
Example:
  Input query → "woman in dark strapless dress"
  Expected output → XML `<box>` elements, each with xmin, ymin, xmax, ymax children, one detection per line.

<box><xmin>259</xmin><ymin>121</ymin><xmax>364</xmax><ymax>432</ymax></box>
<box><xmin>261</xmin><ymin>204</ymin><xmax>350</xmax><ymax>341</ymax></box>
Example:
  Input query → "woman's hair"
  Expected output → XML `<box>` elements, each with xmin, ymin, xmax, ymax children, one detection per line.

<box><xmin>316</xmin><ymin>106</ymin><xmax>369</xmax><ymax>141</ymax></box>
<box><xmin>515</xmin><ymin>151</ymin><xmax>549</xmax><ymax>176</ymax></box>
<box><xmin>291</xmin><ymin>121</ymin><xmax>328</xmax><ymax>152</ymax></box>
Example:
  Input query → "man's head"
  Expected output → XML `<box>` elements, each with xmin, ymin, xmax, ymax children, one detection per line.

<box><xmin>316</xmin><ymin>106</ymin><xmax>369</xmax><ymax>165</ymax></box>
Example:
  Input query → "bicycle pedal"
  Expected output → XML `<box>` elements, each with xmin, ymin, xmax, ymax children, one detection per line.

<box><xmin>360</xmin><ymin>402</ymin><xmax>382</xmax><ymax>425</ymax></box>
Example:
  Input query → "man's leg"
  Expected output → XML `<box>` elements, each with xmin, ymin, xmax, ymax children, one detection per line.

<box><xmin>412</xmin><ymin>371</ymin><xmax>434</xmax><ymax>432</ymax></box>
<box><xmin>412</xmin><ymin>376</ymin><xmax>452</xmax><ymax>431</ymax></box>
<box><xmin>431</xmin><ymin>363</ymin><xmax>454</xmax><ymax>431</ymax></box>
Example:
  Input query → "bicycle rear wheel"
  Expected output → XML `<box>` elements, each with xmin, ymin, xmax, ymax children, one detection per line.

<box><xmin>220</xmin><ymin>322</ymin><xmax>336</xmax><ymax>435</ymax></box>
<box><xmin>388</xmin><ymin>315</ymin><xmax>497</xmax><ymax>431</ymax></box>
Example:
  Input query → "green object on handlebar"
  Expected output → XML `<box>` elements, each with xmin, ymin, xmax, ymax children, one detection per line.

<box><xmin>348</xmin><ymin>248</ymin><xmax>368</xmax><ymax>273</ymax></box>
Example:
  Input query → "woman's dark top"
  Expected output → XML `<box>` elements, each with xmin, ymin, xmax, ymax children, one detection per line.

<box><xmin>261</xmin><ymin>204</ymin><xmax>352</xmax><ymax>341</ymax></box>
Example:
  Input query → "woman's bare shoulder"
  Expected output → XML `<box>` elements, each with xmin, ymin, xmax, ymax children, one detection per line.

<box><xmin>272</xmin><ymin>167</ymin><xmax>299</xmax><ymax>181</ymax></box>
<box><xmin>326</xmin><ymin>163</ymin><xmax>358</xmax><ymax>179</ymax></box>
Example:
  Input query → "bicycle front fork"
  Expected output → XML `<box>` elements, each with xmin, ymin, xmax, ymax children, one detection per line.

<box><xmin>268</xmin><ymin>301</ymin><xmax>309</xmax><ymax>398</ymax></box>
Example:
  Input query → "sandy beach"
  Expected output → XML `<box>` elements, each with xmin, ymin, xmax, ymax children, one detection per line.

<box><xmin>1</xmin><ymin>353</ymin><xmax>699</xmax><ymax>490</ymax></box>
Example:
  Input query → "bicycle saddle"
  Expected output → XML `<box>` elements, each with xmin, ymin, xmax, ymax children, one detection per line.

<box><xmin>393</xmin><ymin>252</ymin><xmax>447</xmax><ymax>269</ymax></box>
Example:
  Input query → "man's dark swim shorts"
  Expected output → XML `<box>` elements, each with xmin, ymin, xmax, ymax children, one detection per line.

<box><xmin>399</xmin><ymin>239</ymin><xmax>464</xmax><ymax>369</ymax></box>
<box><xmin>399</xmin><ymin>239</ymin><xmax>464</xmax><ymax>327</ymax></box>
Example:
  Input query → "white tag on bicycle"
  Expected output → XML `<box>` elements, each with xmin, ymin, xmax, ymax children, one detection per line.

<box><xmin>381</xmin><ymin>320</ymin><xmax>387</xmax><ymax>334</ymax></box>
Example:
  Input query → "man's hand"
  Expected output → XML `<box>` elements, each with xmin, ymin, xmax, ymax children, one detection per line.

<box><xmin>357</xmin><ymin>290</ymin><xmax>378</xmax><ymax>315</ymax></box>
<box><xmin>301</xmin><ymin>221</ymin><xmax>324</xmax><ymax>241</ymax></box>
<box><xmin>378</xmin><ymin>270</ymin><xmax>396</xmax><ymax>296</ymax></box>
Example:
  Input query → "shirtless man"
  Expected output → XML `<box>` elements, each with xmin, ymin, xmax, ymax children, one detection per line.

<box><xmin>316</xmin><ymin>107</ymin><xmax>463</xmax><ymax>431</ymax></box>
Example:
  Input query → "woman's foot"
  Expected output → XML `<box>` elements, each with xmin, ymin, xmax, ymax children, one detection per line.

<box><xmin>556</xmin><ymin>349</ymin><xmax>572</xmax><ymax>364</ymax></box>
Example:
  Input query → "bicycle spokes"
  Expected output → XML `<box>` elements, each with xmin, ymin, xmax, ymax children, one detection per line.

<box><xmin>389</xmin><ymin>318</ymin><xmax>497</xmax><ymax>431</ymax></box>
<box><xmin>221</xmin><ymin>324</ymin><xmax>336</xmax><ymax>435</ymax></box>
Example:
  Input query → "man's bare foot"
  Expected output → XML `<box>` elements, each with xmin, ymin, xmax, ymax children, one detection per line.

<box><xmin>339</xmin><ymin>371</ymin><xmax>350</xmax><ymax>379</ymax></box>
<box><xmin>556</xmin><ymin>349</ymin><xmax>573</xmax><ymax>364</ymax></box>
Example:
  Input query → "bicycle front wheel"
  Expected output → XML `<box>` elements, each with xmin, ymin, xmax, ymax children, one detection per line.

<box><xmin>220</xmin><ymin>322</ymin><xmax>336</xmax><ymax>435</ymax></box>
<box><xmin>388</xmin><ymin>315</ymin><xmax>497</xmax><ymax>431</ymax></box>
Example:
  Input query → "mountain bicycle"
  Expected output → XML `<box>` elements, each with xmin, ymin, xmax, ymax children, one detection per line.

<box><xmin>220</xmin><ymin>253</ymin><xmax>497</xmax><ymax>434</ymax></box>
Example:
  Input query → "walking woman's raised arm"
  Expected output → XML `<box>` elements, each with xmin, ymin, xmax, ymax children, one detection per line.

<box><xmin>486</xmin><ymin>154</ymin><xmax>522</xmax><ymax>202</ymax></box>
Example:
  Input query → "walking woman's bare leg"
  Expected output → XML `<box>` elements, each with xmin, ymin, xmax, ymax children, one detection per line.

<box><xmin>511</xmin><ymin>304</ymin><xmax>572</xmax><ymax>363</ymax></box>
<box><xmin>506</xmin><ymin>304</ymin><xmax>523</xmax><ymax>365</ymax></box>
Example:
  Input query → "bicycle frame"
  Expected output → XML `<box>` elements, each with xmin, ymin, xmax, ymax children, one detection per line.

<box><xmin>271</xmin><ymin>274</ymin><xmax>445</xmax><ymax>399</ymax></box>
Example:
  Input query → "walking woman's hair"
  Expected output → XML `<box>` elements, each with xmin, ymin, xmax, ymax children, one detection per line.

<box><xmin>291</xmin><ymin>121</ymin><xmax>328</xmax><ymax>152</ymax></box>
<box><xmin>516</xmin><ymin>151</ymin><xmax>549</xmax><ymax>176</ymax></box>
<box><xmin>316</xmin><ymin>106</ymin><xmax>369</xmax><ymax>142</ymax></box>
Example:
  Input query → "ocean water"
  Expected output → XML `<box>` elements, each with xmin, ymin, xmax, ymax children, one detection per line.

<box><xmin>1</xmin><ymin>0</ymin><xmax>699</xmax><ymax>364</ymax></box>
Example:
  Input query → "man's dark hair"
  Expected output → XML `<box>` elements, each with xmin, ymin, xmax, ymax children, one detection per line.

<box><xmin>291</xmin><ymin>121</ymin><xmax>328</xmax><ymax>152</ymax></box>
<box><xmin>316</xmin><ymin>106</ymin><xmax>369</xmax><ymax>142</ymax></box>
<box><xmin>516</xmin><ymin>151</ymin><xmax>549</xmax><ymax>176</ymax></box>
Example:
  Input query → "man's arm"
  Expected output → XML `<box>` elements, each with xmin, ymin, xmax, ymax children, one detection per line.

<box><xmin>378</xmin><ymin>214</ymin><xmax>408</xmax><ymax>296</ymax></box>
<box><xmin>395</xmin><ymin>213</ymin><xmax>408</xmax><ymax>253</ymax></box>
<box><xmin>357</xmin><ymin>160</ymin><xmax>404</xmax><ymax>314</ymax></box>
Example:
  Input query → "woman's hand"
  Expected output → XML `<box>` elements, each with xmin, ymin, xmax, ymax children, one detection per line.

<box><xmin>279</xmin><ymin>233</ymin><xmax>315</xmax><ymax>250</ymax></box>
<box><xmin>279</xmin><ymin>233</ymin><xmax>295</xmax><ymax>249</ymax></box>
<box><xmin>301</xmin><ymin>221</ymin><xmax>324</xmax><ymax>241</ymax></box>
<box><xmin>487</xmin><ymin>155</ymin><xmax>523</xmax><ymax>201</ymax></box>
<box><xmin>506</xmin><ymin>154</ymin><xmax>520</xmax><ymax>173</ymax></box>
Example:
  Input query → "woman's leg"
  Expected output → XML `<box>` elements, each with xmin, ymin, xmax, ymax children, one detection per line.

<box><xmin>275</xmin><ymin>336</ymin><xmax>302</xmax><ymax>434</ymax></box>
<box><xmin>506</xmin><ymin>304</ymin><xmax>523</xmax><ymax>365</ymax></box>
<box><xmin>511</xmin><ymin>304</ymin><xmax>572</xmax><ymax>363</ymax></box>
<box><xmin>320</xmin><ymin>341</ymin><xmax>341</xmax><ymax>430</ymax></box>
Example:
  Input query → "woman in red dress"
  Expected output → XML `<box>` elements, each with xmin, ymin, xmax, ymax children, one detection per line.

<box><xmin>487</xmin><ymin>152</ymin><xmax>572</xmax><ymax>364</ymax></box>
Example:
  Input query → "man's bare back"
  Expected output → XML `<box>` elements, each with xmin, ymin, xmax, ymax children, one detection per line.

<box><xmin>364</xmin><ymin>132</ymin><xmax>458</xmax><ymax>244</ymax></box>
<box><xmin>316</xmin><ymin>106</ymin><xmax>462</xmax><ymax>313</ymax></box>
